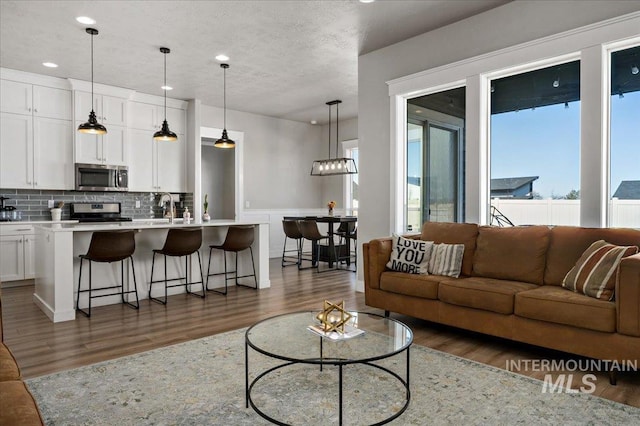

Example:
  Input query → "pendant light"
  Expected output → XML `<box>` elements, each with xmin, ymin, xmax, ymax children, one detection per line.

<box><xmin>153</xmin><ymin>47</ymin><xmax>178</xmax><ymax>141</ymax></box>
<box><xmin>78</xmin><ymin>28</ymin><xmax>107</xmax><ymax>135</ymax></box>
<box><xmin>214</xmin><ymin>63</ymin><xmax>235</xmax><ymax>148</ymax></box>
<box><xmin>310</xmin><ymin>100</ymin><xmax>358</xmax><ymax>176</ymax></box>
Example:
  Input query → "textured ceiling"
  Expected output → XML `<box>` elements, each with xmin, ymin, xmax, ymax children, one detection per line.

<box><xmin>0</xmin><ymin>0</ymin><xmax>508</xmax><ymax>124</ymax></box>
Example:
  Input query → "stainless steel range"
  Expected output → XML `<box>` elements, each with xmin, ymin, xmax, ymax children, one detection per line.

<box><xmin>70</xmin><ymin>202</ymin><xmax>132</xmax><ymax>223</ymax></box>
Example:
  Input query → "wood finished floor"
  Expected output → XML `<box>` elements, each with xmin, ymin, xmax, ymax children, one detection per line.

<box><xmin>2</xmin><ymin>258</ymin><xmax>639</xmax><ymax>408</ymax></box>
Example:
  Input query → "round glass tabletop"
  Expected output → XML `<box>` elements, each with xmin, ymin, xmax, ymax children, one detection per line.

<box><xmin>245</xmin><ymin>311</ymin><xmax>413</xmax><ymax>364</ymax></box>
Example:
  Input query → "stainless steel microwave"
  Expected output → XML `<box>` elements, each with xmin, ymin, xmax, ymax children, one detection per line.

<box><xmin>75</xmin><ymin>163</ymin><xmax>128</xmax><ymax>192</ymax></box>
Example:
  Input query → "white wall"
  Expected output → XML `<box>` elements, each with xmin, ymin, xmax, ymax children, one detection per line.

<box><xmin>358</xmin><ymin>1</ymin><xmax>640</xmax><ymax>284</ymax></box>
<box><xmin>200</xmin><ymin>104</ymin><xmax>324</xmax><ymax>210</ymax></box>
<box><xmin>201</xmin><ymin>145</ymin><xmax>235</xmax><ymax>219</ymax></box>
<box><xmin>319</xmin><ymin>117</ymin><xmax>358</xmax><ymax>206</ymax></box>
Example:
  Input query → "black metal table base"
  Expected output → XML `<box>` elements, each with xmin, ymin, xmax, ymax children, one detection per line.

<box><xmin>245</xmin><ymin>341</ymin><xmax>411</xmax><ymax>426</ymax></box>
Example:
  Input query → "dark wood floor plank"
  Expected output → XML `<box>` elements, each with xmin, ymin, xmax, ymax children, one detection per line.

<box><xmin>2</xmin><ymin>259</ymin><xmax>638</xmax><ymax>406</ymax></box>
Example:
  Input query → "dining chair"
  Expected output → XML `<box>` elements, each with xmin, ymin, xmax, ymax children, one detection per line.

<box><xmin>297</xmin><ymin>220</ymin><xmax>337</xmax><ymax>273</ymax></box>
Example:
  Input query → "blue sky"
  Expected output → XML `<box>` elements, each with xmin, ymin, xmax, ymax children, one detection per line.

<box><xmin>408</xmin><ymin>91</ymin><xmax>639</xmax><ymax>199</ymax></box>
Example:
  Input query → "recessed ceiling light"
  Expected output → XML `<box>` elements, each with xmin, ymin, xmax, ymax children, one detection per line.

<box><xmin>215</xmin><ymin>54</ymin><xmax>229</xmax><ymax>62</ymax></box>
<box><xmin>310</xmin><ymin>120</ymin><xmax>317</xmax><ymax>125</ymax></box>
<box><xmin>415</xmin><ymin>109</ymin><xmax>422</xmax><ymax>113</ymax></box>
<box><xmin>76</xmin><ymin>16</ymin><xmax>96</xmax><ymax>25</ymax></box>
<box><xmin>42</xmin><ymin>62</ymin><xmax>58</xmax><ymax>68</ymax></box>
<box><xmin>161</xmin><ymin>85</ymin><xmax>173</xmax><ymax>91</ymax></box>
<box><xmin>359</xmin><ymin>0</ymin><xmax>376</xmax><ymax>3</ymax></box>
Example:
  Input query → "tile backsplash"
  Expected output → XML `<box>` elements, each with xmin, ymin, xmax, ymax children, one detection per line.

<box><xmin>0</xmin><ymin>189</ymin><xmax>194</xmax><ymax>222</ymax></box>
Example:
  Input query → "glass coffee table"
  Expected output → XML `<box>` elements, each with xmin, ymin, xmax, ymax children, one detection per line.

<box><xmin>245</xmin><ymin>311</ymin><xmax>412</xmax><ymax>425</ymax></box>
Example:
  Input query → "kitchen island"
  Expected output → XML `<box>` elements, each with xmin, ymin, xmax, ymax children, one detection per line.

<box><xmin>34</xmin><ymin>219</ymin><xmax>270</xmax><ymax>322</ymax></box>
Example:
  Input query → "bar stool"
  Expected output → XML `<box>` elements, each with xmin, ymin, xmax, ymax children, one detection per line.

<box><xmin>336</xmin><ymin>222</ymin><xmax>357</xmax><ymax>272</ymax></box>
<box><xmin>281</xmin><ymin>219</ymin><xmax>303</xmax><ymax>267</ymax></box>
<box><xmin>149</xmin><ymin>227</ymin><xmax>205</xmax><ymax>304</ymax></box>
<box><xmin>206</xmin><ymin>225</ymin><xmax>257</xmax><ymax>294</ymax></box>
<box><xmin>297</xmin><ymin>220</ymin><xmax>337</xmax><ymax>273</ymax></box>
<box><xmin>76</xmin><ymin>230</ymin><xmax>139</xmax><ymax>317</ymax></box>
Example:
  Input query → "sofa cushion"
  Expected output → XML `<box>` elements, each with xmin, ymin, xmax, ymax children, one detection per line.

<box><xmin>380</xmin><ymin>271</ymin><xmax>441</xmax><ymax>299</ymax></box>
<box><xmin>473</xmin><ymin>226</ymin><xmax>550</xmax><ymax>285</ymax></box>
<box><xmin>562</xmin><ymin>240</ymin><xmax>638</xmax><ymax>300</ymax></box>
<box><xmin>514</xmin><ymin>286</ymin><xmax>616</xmax><ymax>332</ymax></box>
<box><xmin>0</xmin><ymin>381</ymin><xmax>44</xmax><ymax>425</ymax></box>
<box><xmin>428</xmin><ymin>243</ymin><xmax>464</xmax><ymax>278</ymax></box>
<box><xmin>438</xmin><ymin>277</ymin><xmax>538</xmax><ymax>315</ymax></box>
<box><xmin>386</xmin><ymin>234</ymin><xmax>433</xmax><ymax>274</ymax></box>
<box><xmin>421</xmin><ymin>222</ymin><xmax>478</xmax><ymax>277</ymax></box>
<box><xmin>544</xmin><ymin>226</ymin><xmax>640</xmax><ymax>286</ymax></box>
<box><xmin>0</xmin><ymin>343</ymin><xmax>21</xmax><ymax>381</ymax></box>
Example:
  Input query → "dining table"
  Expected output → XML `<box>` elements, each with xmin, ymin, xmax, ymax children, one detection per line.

<box><xmin>284</xmin><ymin>216</ymin><xmax>357</xmax><ymax>268</ymax></box>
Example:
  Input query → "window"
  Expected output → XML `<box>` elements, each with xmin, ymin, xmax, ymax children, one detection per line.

<box><xmin>490</xmin><ymin>60</ymin><xmax>581</xmax><ymax>226</ymax></box>
<box><xmin>406</xmin><ymin>87</ymin><xmax>465</xmax><ymax>232</ymax></box>
<box><xmin>609</xmin><ymin>45</ymin><xmax>640</xmax><ymax>228</ymax></box>
<box><xmin>343</xmin><ymin>141</ymin><xmax>359</xmax><ymax>216</ymax></box>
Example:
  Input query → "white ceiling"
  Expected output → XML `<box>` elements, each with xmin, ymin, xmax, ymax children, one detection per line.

<box><xmin>0</xmin><ymin>0</ymin><xmax>508</xmax><ymax>124</ymax></box>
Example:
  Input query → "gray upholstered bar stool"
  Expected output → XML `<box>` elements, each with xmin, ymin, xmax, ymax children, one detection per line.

<box><xmin>206</xmin><ymin>225</ymin><xmax>257</xmax><ymax>294</ymax></box>
<box><xmin>76</xmin><ymin>230</ymin><xmax>139</xmax><ymax>317</ymax></box>
<box><xmin>149</xmin><ymin>227</ymin><xmax>205</xmax><ymax>304</ymax></box>
<box><xmin>281</xmin><ymin>219</ymin><xmax>303</xmax><ymax>267</ymax></box>
<box><xmin>297</xmin><ymin>220</ymin><xmax>337</xmax><ymax>273</ymax></box>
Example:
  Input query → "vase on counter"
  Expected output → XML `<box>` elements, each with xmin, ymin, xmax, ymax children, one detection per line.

<box><xmin>328</xmin><ymin>208</ymin><xmax>334</xmax><ymax>216</ymax></box>
<box><xmin>202</xmin><ymin>211</ymin><xmax>210</xmax><ymax>221</ymax></box>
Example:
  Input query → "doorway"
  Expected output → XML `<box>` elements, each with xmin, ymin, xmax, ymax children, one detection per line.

<box><xmin>199</xmin><ymin>127</ymin><xmax>243</xmax><ymax>220</ymax></box>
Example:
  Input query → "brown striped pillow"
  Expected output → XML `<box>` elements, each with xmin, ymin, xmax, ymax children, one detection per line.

<box><xmin>562</xmin><ymin>240</ymin><xmax>638</xmax><ymax>300</ymax></box>
<box><xmin>428</xmin><ymin>243</ymin><xmax>465</xmax><ymax>278</ymax></box>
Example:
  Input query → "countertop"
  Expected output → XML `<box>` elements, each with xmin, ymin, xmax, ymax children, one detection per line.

<box><xmin>34</xmin><ymin>218</ymin><xmax>268</xmax><ymax>232</ymax></box>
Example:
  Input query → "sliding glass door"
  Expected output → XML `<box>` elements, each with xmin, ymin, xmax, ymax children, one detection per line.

<box><xmin>406</xmin><ymin>87</ymin><xmax>465</xmax><ymax>231</ymax></box>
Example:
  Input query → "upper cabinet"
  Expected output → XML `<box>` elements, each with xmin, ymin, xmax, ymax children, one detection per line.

<box><xmin>74</xmin><ymin>91</ymin><xmax>127</xmax><ymax>127</ymax></box>
<box><xmin>74</xmin><ymin>91</ymin><xmax>128</xmax><ymax>165</ymax></box>
<box><xmin>129</xmin><ymin>101</ymin><xmax>185</xmax><ymax>135</ymax></box>
<box><xmin>0</xmin><ymin>79</ymin><xmax>73</xmax><ymax>190</ymax></box>
<box><xmin>1</xmin><ymin>80</ymin><xmax>71</xmax><ymax>120</ymax></box>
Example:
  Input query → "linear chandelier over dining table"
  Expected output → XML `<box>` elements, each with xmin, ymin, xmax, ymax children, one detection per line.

<box><xmin>310</xmin><ymin>100</ymin><xmax>358</xmax><ymax>176</ymax></box>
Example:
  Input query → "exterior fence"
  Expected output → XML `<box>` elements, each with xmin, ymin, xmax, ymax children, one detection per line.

<box><xmin>491</xmin><ymin>199</ymin><xmax>640</xmax><ymax>228</ymax></box>
<box><xmin>407</xmin><ymin>199</ymin><xmax>640</xmax><ymax>229</ymax></box>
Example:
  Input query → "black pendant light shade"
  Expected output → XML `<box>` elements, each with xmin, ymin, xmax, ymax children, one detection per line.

<box><xmin>154</xmin><ymin>47</ymin><xmax>178</xmax><ymax>141</ymax></box>
<box><xmin>214</xmin><ymin>63</ymin><xmax>235</xmax><ymax>148</ymax></box>
<box><xmin>310</xmin><ymin>100</ymin><xmax>358</xmax><ymax>176</ymax></box>
<box><xmin>78</xmin><ymin>28</ymin><xmax>107</xmax><ymax>135</ymax></box>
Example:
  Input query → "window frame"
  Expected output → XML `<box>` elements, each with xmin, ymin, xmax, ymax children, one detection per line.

<box><xmin>387</xmin><ymin>13</ymin><xmax>640</xmax><ymax>232</ymax></box>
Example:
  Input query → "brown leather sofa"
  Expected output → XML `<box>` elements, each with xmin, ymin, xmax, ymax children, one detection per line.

<box><xmin>0</xmin><ymin>287</ymin><xmax>44</xmax><ymax>425</ymax></box>
<box><xmin>363</xmin><ymin>223</ymin><xmax>640</xmax><ymax>365</ymax></box>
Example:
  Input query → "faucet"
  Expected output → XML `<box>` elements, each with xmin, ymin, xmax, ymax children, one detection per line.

<box><xmin>158</xmin><ymin>193</ymin><xmax>175</xmax><ymax>224</ymax></box>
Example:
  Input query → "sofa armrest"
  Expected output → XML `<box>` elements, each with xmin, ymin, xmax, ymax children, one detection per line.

<box><xmin>617</xmin><ymin>253</ymin><xmax>640</xmax><ymax>336</ymax></box>
<box><xmin>363</xmin><ymin>238</ymin><xmax>393</xmax><ymax>290</ymax></box>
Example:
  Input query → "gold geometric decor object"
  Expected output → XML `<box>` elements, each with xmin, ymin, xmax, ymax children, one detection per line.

<box><xmin>315</xmin><ymin>300</ymin><xmax>352</xmax><ymax>334</ymax></box>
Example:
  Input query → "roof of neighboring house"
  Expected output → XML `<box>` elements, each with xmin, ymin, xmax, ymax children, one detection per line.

<box><xmin>613</xmin><ymin>180</ymin><xmax>640</xmax><ymax>200</ymax></box>
<box><xmin>407</xmin><ymin>176</ymin><xmax>421</xmax><ymax>186</ymax></box>
<box><xmin>491</xmin><ymin>176</ymin><xmax>539</xmax><ymax>191</ymax></box>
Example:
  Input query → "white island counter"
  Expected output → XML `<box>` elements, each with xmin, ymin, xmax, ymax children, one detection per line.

<box><xmin>34</xmin><ymin>219</ymin><xmax>269</xmax><ymax>322</ymax></box>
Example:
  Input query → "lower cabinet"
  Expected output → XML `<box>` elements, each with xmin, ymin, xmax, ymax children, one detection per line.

<box><xmin>0</xmin><ymin>226</ymin><xmax>35</xmax><ymax>283</ymax></box>
<box><xmin>128</xmin><ymin>128</ymin><xmax>186</xmax><ymax>193</ymax></box>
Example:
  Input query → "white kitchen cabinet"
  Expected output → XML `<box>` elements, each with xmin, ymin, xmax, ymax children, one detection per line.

<box><xmin>0</xmin><ymin>79</ymin><xmax>73</xmax><ymax>190</ymax></box>
<box><xmin>128</xmin><ymin>128</ymin><xmax>186</xmax><ymax>193</ymax></box>
<box><xmin>75</xmin><ymin>121</ymin><xmax>127</xmax><ymax>166</ymax></box>
<box><xmin>0</xmin><ymin>112</ymin><xmax>73</xmax><ymax>190</ymax></box>
<box><xmin>74</xmin><ymin>91</ymin><xmax>128</xmax><ymax>166</ymax></box>
<box><xmin>75</xmin><ymin>91</ymin><xmax>127</xmax><ymax>127</ymax></box>
<box><xmin>129</xmin><ymin>101</ymin><xmax>185</xmax><ymax>135</ymax></box>
<box><xmin>1</xmin><ymin>80</ymin><xmax>71</xmax><ymax>120</ymax></box>
<box><xmin>0</xmin><ymin>225</ymin><xmax>35</xmax><ymax>283</ymax></box>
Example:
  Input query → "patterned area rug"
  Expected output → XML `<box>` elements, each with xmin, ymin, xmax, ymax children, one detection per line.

<box><xmin>26</xmin><ymin>328</ymin><xmax>639</xmax><ymax>425</ymax></box>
